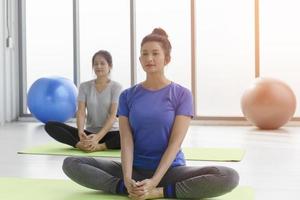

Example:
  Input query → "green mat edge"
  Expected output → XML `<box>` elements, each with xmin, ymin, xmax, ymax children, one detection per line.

<box><xmin>18</xmin><ymin>142</ymin><xmax>246</xmax><ymax>161</ymax></box>
<box><xmin>0</xmin><ymin>177</ymin><xmax>254</xmax><ymax>200</ymax></box>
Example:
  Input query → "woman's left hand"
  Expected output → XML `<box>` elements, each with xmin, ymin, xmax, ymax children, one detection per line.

<box><xmin>84</xmin><ymin>134</ymin><xmax>101</xmax><ymax>151</ymax></box>
<box><xmin>135</xmin><ymin>179</ymin><xmax>157</xmax><ymax>194</ymax></box>
<box><xmin>128</xmin><ymin>179</ymin><xmax>160</xmax><ymax>200</ymax></box>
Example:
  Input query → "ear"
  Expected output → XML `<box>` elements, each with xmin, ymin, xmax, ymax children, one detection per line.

<box><xmin>165</xmin><ymin>56</ymin><xmax>171</xmax><ymax>65</ymax></box>
<box><xmin>139</xmin><ymin>56</ymin><xmax>142</xmax><ymax>64</ymax></box>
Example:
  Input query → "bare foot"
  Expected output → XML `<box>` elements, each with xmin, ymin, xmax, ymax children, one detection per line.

<box><xmin>75</xmin><ymin>141</ymin><xmax>87</xmax><ymax>150</ymax></box>
<box><xmin>95</xmin><ymin>143</ymin><xmax>107</xmax><ymax>151</ymax></box>
<box><xmin>144</xmin><ymin>188</ymin><xmax>164</xmax><ymax>200</ymax></box>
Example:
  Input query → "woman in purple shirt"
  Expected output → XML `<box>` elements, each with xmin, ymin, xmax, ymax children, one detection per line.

<box><xmin>62</xmin><ymin>28</ymin><xmax>239</xmax><ymax>199</ymax></box>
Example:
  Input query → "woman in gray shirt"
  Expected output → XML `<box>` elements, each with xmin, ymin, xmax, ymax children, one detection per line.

<box><xmin>45</xmin><ymin>50</ymin><xmax>122</xmax><ymax>152</ymax></box>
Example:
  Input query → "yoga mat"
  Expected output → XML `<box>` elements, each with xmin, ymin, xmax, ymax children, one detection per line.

<box><xmin>18</xmin><ymin>143</ymin><xmax>245</xmax><ymax>161</ymax></box>
<box><xmin>0</xmin><ymin>178</ymin><xmax>254</xmax><ymax>200</ymax></box>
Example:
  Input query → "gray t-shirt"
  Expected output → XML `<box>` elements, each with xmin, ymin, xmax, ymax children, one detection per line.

<box><xmin>77</xmin><ymin>79</ymin><xmax>122</xmax><ymax>133</ymax></box>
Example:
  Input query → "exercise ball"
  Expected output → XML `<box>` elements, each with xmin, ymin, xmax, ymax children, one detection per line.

<box><xmin>241</xmin><ymin>77</ymin><xmax>296</xmax><ymax>129</ymax></box>
<box><xmin>27</xmin><ymin>77</ymin><xmax>78</xmax><ymax>123</ymax></box>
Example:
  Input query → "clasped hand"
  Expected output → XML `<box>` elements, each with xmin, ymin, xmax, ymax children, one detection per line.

<box><xmin>126</xmin><ymin>178</ymin><xmax>157</xmax><ymax>200</ymax></box>
<box><xmin>77</xmin><ymin>131</ymin><xmax>101</xmax><ymax>152</ymax></box>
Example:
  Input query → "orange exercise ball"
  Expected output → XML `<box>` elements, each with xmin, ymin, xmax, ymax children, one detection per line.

<box><xmin>241</xmin><ymin>77</ymin><xmax>296</xmax><ymax>129</ymax></box>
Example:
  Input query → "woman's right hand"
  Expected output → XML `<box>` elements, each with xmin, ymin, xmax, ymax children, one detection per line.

<box><xmin>76</xmin><ymin>131</ymin><xmax>91</xmax><ymax>151</ymax></box>
<box><xmin>125</xmin><ymin>178</ymin><xmax>146</xmax><ymax>199</ymax></box>
<box><xmin>124</xmin><ymin>178</ymin><xmax>136</xmax><ymax>193</ymax></box>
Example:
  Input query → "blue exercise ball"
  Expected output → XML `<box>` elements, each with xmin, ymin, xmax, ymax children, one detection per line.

<box><xmin>27</xmin><ymin>77</ymin><xmax>78</xmax><ymax>123</ymax></box>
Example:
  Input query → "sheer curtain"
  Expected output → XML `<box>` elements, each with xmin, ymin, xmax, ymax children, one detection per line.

<box><xmin>0</xmin><ymin>0</ymin><xmax>19</xmax><ymax>125</ymax></box>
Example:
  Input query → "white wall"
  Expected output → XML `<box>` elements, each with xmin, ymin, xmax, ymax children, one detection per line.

<box><xmin>0</xmin><ymin>0</ymin><xmax>19</xmax><ymax>125</ymax></box>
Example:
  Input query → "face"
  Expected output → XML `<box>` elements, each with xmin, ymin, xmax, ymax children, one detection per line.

<box><xmin>92</xmin><ymin>55</ymin><xmax>111</xmax><ymax>77</ymax></box>
<box><xmin>139</xmin><ymin>41</ymin><xmax>169</xmax><ymax>74</ymax></box>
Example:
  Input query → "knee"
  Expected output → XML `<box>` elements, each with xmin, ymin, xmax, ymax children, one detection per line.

<box><xmin>62</xmin><ymin>157</ymin><xmax>80</xmax><ymax>176</ymax></box>
<box><xmin>222</xmin><ymin>167</ymin><xmax>239</xmax><ymax>191</ymax></box>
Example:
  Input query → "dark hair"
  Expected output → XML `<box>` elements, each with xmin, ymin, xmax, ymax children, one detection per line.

<box><xmin>140</xmin><ymin>28</ymin><xmax>172</xmax><ymax>58</ymax></box>
<box><xmin>92</xmin><ymin>50</ymin><xmax>113</xmax><ymax>67</ymax></box>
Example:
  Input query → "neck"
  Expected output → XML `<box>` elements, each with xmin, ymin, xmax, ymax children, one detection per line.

<box><xmin>95</xmin><ymin>76</ymin><xmax>109</xmax><ymax>85</ymax></box>
<box><xmin>143</xmin><ymin>74</ymin><xmax>171</xmax><ymax>90</ymax></box>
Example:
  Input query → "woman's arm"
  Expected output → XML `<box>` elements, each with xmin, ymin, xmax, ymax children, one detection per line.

<box><xmin>138</xmin><ymin>115</ymin><xmax>191</xmax><ymax>189</ymax></box>
<box><xmin>94</xmin><ymin>102</ymin><xmax>118</xmax><ymax>140</ymax></box>
<box><xmin>119</xmin><ymin>116</ymin><xmax>134</xmax><ymax>180</ymax></box>
<box><xmin>119</xmin><ymin>116</ymin><xmax>141</xmax><ymax>195</ymax></box>
<box><xmin>76</xmin><ymin>101</ymin><xmax>87</xmax><ymax>140</ymax></box>
<box><xmin>84</xmin><ymin>103</ymin><xmax>119</xmax><ymax>151</ymax></box>
<box><xmin>95</xmin><ymin>83</ymin><xmax>122</xmax><ymax>141</ymax></box>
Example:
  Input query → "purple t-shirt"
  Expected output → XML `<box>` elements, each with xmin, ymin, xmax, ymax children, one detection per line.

<box><xmin>117</xmin><ymin>82</ymin><xmax>194</xmax><ymax>170</ymax></box>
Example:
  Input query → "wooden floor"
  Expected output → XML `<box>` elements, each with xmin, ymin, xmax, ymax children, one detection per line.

<box><xmin>1</xmin><ymin>122</ymin><xmax>300</xmax><ymax>200</ymax></box>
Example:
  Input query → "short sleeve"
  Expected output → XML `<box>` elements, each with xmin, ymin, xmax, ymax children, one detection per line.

<box><xmin>77</xmin><ymin>83</ymin><xmax>86</xmax><ymax>102</ymax></box>
<box><xmin>175</xmin><ymin>89</ymin><xmax>194</xmax><ymax>118</ymax></box>
<box><xmin>111</xmin><ymin>82</ymin><xmax>122</xmax><ymax>103</ymax></box>
<box><xmin>117</xmin><ymin>89</ymin><xmax>129</xmax><ymax>117</ymax></box>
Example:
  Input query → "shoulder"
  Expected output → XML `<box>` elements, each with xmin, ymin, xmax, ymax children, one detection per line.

<box><xmin>120</xmin><ymin>84</ymin><xmax>140</xmax><ymax>99</ymax></box>
<box><xmin>170</xmin><ymin>82</ymin><xmax>192</xmax><ymax>97</ymax></box>
<box><xmin>110</xmin><ymin>80</ymin><xmax>122</xmax><ymax>90</ymax></box>
<box><xmin>79</xmin><ymin>80</ymin><xmax>94</xmax><ymax>88</ymax></box>
<box><xmin>78</xmin><ymin>80</ymin><xmax>94</xmax><ymax>94</ymax></box>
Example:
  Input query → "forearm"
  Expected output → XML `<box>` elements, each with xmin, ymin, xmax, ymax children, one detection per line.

<box><xmin>152</xmin><ymin>116</ymin><xmax>191</xmax><ymax>185</ymax></box>
<box><xmin>96</xmin><ymin>115</ymin><xmax>116</xmax><ymax>138</ymax></box>
<box><xmin>152</xmin><ymin>141</ymin><xmax>181</xmax><ymax>185</ymax></box>
<box><xmin>121</xmin><ymin>135</ymin><xmax>134</xmax><ymax>179</ymax></box>
<box><xmin>97</xmin><ymin>103</ymin><xmax>119</xmax><ymax>138</ymax></box>
<box><xmin>118</xmin><ymin>115</ymin><xmax>136</xmax><ymax>196</ymax></box>
<box><xmin>76</xmin><ymin>111</ymin><xmax>86</xmax><ymax>132</ymax></box>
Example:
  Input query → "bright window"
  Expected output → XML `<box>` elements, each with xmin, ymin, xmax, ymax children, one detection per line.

<box><xmin>79</xmin><ymin>0</ymin><xmax>131</xmax><ymax>89</ymax></box>
<box><xmin>136</xmin><ymin>0</ymin><xmax>191</xmax><ymax>89</ymax></box>
<box><xmin>196</xmin><ymin>0</ymin><xmax>255</xmax><ymax>117</ymax></box>
<box><xmin>260</xmin><ymin>0</ymin><xmax>300</xmax><ymax>116</ymax></box>
<box><xmin>26</xmin><ymin>0</ymin><xmax>73</xmax><ymax>94</ymax></box>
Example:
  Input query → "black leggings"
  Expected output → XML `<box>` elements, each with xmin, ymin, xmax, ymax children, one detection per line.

<box><xmin>44</xmin><ymin>121</ymin><xmax>120</xmax><ymax>149</ymax></box>
<box><xmin>62</xmin><ymin>157</ymin><xmax>239</xmax><ymax>199</ymax></box>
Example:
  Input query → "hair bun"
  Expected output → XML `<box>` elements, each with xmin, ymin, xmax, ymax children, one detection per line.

<box><xmin>151</xmin><ymin>28</ymin><xmax>168</xmax><ymax>38</ymax></box>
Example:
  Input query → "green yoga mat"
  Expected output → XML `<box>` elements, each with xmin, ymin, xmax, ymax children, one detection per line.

<box><xmin>18</xmin><ymin>143</ymin><xmax>245</xmax><ymax>162</ymax></box>
<box><xmin>0</xmin><ymin>178</ymin><xmax>254</xmax><ymax>200</ymax></box>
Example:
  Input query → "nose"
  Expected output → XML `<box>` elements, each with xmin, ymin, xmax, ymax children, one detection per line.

<box><xmin>146</xmin><ymin>55</ymin><xmax>154</xmax><ymax>62</ymax></box>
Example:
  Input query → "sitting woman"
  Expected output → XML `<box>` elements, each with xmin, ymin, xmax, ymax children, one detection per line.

<box><xmin>45</xmin><ymin>50</ymin><xmax>122</xmax><ymax>152</ymax></box>
<box><xmin>62</xmin><ymin>29</ymin><xmax>239</xmax><ymax>199</ymax></box>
